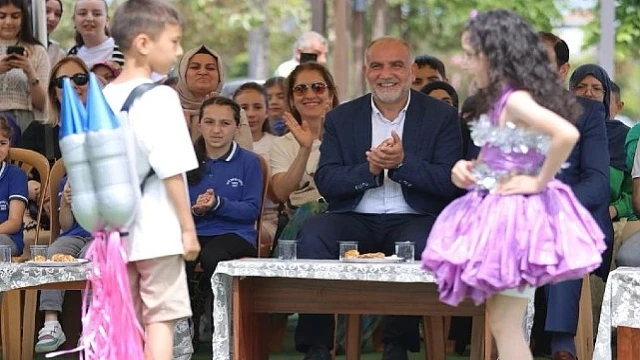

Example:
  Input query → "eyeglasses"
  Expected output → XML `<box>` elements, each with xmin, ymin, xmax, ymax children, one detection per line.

<box><xmin>573</xmin><ymin>83</ymin><xmax>604</xmax><ymax>97</ymax></box>
<box><xmin>54</xmin><ymin>73</ymin><xmax>89</xmax><ymax>89</ymax></box>
<box><xmin>292</xmin><ymin>82</ymin><xmax>328</xmax><ymax>97</ymax></box>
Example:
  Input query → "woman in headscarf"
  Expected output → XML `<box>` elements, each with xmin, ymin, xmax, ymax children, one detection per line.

<box><xmin>569</xmin><ymin>64</ymin><xmax>636</xmax><ymax>268</ymax></box>
<box><xmin>176</xmin><ymin>45</ymin><xmax>252</xmax><ymax>148</ymax></box>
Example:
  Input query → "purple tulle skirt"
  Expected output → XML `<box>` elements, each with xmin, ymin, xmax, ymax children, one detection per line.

<box><xmin>421</xmin><ymin>179</ymin><xmax>606</xmax><ymax>306</ymax></box>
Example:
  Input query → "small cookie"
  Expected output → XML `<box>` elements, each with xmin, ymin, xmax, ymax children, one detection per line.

<box><xmin>50</xmin><ymin>253</ymin><xmax>76</xmax><ymax>262</ymax></box>
<box><xmin>343</xmin><ymin>250</ymin><xmax>360</xmax><ymax>258</ymax></box>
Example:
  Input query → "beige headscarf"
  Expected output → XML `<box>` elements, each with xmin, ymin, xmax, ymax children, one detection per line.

<box><xmin>176</xmin><ymin>45</ymin><xmax>252</xmax><ymax>150</ymax></box>
<box><xmin>176</xmin><ymin>45</ymin><xmax>225</xmax><ymax>112</ymax></box>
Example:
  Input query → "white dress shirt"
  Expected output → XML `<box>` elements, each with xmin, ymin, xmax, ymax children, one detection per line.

<box><xmin>354</xmin><ymin>94</ymin><xmax>418</xmax><ymax>214</ymax></box>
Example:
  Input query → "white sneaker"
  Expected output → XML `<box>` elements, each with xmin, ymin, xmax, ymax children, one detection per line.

<box><xmin>35</xmin><ymin>322</ymin><xmax>66</xmax><ymax>353</ymax></box>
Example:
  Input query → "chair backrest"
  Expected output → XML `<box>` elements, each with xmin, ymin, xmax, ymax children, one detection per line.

<box><xmin>256</xmin><ymin>155</ymin><xmax>270</xmax><ymax>258</ymax></box>
<box><xmin>7</xmin><ymin>148</ymin><xmax>51</xmax><ymax>245</ymax></box>
<box><xmin>48</xmin><ymin>159</ymin><xmax>66</xmax><ymax>242</ymax></box>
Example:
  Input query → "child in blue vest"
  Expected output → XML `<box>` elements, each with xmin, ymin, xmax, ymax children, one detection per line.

<box><xmin>0</xmin><ymin>114</ymin><xmax>28</xmax><ymax>256</ymax></box>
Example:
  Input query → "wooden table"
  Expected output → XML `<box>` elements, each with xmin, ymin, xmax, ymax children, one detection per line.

<box><xmin>0</xmin><ymin>263</ymin><xmax>195</xmax><ymax>360</ymax></box>
<box><xmin>2</xmin><ymin>281</ymin><xmax>87</xmax><ymax>360</ymax></box>
<box><xmin>210</xmin><ymin>259</ymin><xmax>516</xmax><ymax>360</ymax></box>
<box><xmin>593</xmin><ymin>267</ymin><xmax>640</xmax><ymax>360</ymax></box>
<box><xmin>232</xmin><ymin>276</ymin><xmax>489</xmax><ymax>360</ymax></box>
<box><xmin>0</xmin><ymin>263</ymin><xmax>89</xmax><ymax>360</ymax></box>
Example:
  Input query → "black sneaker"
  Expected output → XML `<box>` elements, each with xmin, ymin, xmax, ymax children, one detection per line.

<box><xmin>303</xmin><ymin>344</ymin><xmax>331</xmax><ymax>360</ymax></box>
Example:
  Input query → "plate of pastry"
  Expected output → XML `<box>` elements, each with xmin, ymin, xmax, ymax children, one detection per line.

<box><xmin>27</xmin><ymin>254</ymin><xmax>89</xmax><ymax>267</ymax></box>
<box><xmin>340</xmin><ymin>250</ymin><xmax>404</xmax><ymax>263</ymax></box>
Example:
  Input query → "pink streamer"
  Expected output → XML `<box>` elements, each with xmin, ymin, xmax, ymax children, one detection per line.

<box><xmin>46</xmin><ymin>231</ymin><xmax>145</xmax><ymax>359</ymax></box>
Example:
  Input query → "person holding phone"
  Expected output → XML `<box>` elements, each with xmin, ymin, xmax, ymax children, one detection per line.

<box><xmin>0</xmin><ymin>0</ymin><xmax>50</xmax><ymax>134</ymax></box>
<box><xmin>274</xmin><ymin>31</ymin><xmax>329</xmax><ymax>78</ymax></box>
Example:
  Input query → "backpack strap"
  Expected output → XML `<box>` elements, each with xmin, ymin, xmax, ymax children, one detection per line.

<box><xmin>121</xmin><ymin>82</ymin><xmax>161</xmax><ymax>191</ymax></box>
<box><xmin>121</xmin><ymin>83</ymin><xmax>160</xmax><ymax>112</ymax></box>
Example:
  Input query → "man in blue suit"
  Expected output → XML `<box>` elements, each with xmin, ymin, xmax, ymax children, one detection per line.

<box><xmin>536</xmin><ymin>32</ymin><xmax>613</xmax><ymax>360</ymax></box>
<box><xmin>294</xmin><ymin>36</ymin><xmax>463</xmax><ymax>360</ymax></box>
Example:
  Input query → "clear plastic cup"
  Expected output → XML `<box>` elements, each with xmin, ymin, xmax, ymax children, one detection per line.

<box><xmin>278</xmin><ymin>240</ymin><xmax>297</xmax><ymax>260</ymax></box>
<box><xmin>395</xmin><ymin>241</ymin><xmax>415</xmax><ymax>262</ymax></box>
<box><xmin>339</xmin><ymin>241</ymin><xmax>359</xmax><ymax>260</ymax></box>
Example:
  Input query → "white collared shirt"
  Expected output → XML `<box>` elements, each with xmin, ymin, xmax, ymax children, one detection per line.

<box><xmin>354</xmin><ymin>93</ymin><xmax>418</xmax><ymax>214</ymax></box>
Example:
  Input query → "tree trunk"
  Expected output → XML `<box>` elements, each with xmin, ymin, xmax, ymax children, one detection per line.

<box><xmin>333</xmin><ymin>0</ymin><xmax>349</xmax><ymax>99</ymax></box>
<box><xmin>248</xmin><ymin>0</ymin><xmax>269</xmax><ymax>79</ymax></box>
<box><xmin>371</xmin><ymin>0</ymin><xmax>387</xmax><ymax>40</ymax></box>
<box><xmin>352</xmin><ymin>0</ymin><xmax>366</xmax><ymax>97</ymax></box>
<box><xmin>311</xmin><ymin>0</ymin><xmax>327</xmax><ymax>36</ymax></box>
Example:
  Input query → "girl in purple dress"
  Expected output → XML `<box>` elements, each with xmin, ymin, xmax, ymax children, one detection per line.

<box><xmin>421</xmin><ymin>10</ymin><xmax>606</xmax><ymax>360</ymax></box>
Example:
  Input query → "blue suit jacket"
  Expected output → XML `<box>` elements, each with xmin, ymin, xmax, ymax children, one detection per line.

<box><xmin>314</xmin><ymin>90</ymin><xmax>463</xmax><ymax>215</ymax></box>
<box><xmin>544</xmin><ymin>97</ymin><xmax>613</xmax><ymax>334</ymax></box>
<box><xmin>556</xmin><ymin>97</ymin><xmax>613</xmax><ymax>279</ymax></box>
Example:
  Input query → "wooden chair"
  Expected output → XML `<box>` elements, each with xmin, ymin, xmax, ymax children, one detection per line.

<box><xmin>7</xmin><ymin>148</ymin><xmax>51</xmax><ymax>252</ymax></box>
<box><xmin>256</xmin><ymin>155</ymin><xmax>271</xmax><ymax>258</ymax></box>
<box><xmin>47</xmin><ymin>159</ymin><xmax>66</xmax><ymax>241</ymax></box>
<box><xmin>575</xmin><ymin>274</ymin><xmax>593</xmax><ymax>360</ymax></box>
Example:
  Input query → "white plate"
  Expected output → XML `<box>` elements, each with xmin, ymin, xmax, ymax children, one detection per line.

<box><xmin>340</xmin><ymin>255</ymin><xmax>404</xmax><ymax>263</ymax></box>
<box><xmin>26</xmin><ymin>259</ymin><xmax>89</xmax><ymax>267</ymax></box>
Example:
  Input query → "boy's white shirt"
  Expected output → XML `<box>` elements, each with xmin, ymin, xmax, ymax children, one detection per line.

<box><xmin>102</xmin><ymin>79</ymin><xmax>198</xmax><ymax>261</ymax></box>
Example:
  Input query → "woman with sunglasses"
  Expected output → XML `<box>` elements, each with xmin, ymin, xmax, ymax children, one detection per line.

<box><xmin>0</xmin><ymin>0</ymin><xmax>50</xmax><ymax>134</ymax></box>
<box><xmin>22</xmin><ymin>56</ymin><xmax>89</xmax><ymax>164</ymax></box>
<box><xmin>269</xmin><ymin>62</ymin><xmax>339</xmax><ymax>240</ymax></box>
<box><xmin>22</xmin><ymin>55</ymin><xmax>91</xmax><ymax>353</ymax></box>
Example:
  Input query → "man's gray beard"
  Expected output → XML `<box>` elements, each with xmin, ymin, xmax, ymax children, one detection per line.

<box><xmin>372</xmin><ymin>87</ymin><xmax>408</xmax><ymax>104</ymax></box>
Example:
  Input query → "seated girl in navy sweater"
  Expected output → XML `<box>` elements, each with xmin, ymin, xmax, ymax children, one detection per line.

<box><xmin>186</xmin><ymin>96</ymin><xmax>263</xmax><ymax>287</ymax></box>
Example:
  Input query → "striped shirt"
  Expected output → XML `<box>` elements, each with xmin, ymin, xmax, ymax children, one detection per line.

<box><xmin>67</xmin><ymin>37</ymin><xmax>125</xmax><ymax>67</ymax></box>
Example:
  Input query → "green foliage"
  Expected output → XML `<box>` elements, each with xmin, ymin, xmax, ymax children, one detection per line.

<box><xmin>580</xmin><ymin>1</ymin><xmax>640</xmax><ymax>121</ymax></box>
<box><xmin>49</xmin><ymin>0</ymin><xmax>310</xmax><ymax>77</ymax></box>
<box><xmin>385</xmin><ymin>0</ymin><xmax>564</xmax><ymax>54</ymax></box>
<box><xmin>583</xmin><ymin>0</ymin><xmax>640</xmax><ymax>59</ymax></box>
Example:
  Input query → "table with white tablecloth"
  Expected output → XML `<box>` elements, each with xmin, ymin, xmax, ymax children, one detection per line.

<box><xmin>593</xmin><ymin>267</ymin><xmax>640</xmax><ymax>360</ymax></box>
<box><xmin>211</xmin><ymin>258</ymin><xmax>535</xmax><ymax>360</ymax></box>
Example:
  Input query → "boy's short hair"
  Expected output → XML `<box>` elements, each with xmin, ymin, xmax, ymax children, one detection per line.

<box><xmin>414</xmin><ymin>54</ymin><xmax>447</xmax><ymax>79</ymax></box>
<box><xmin>0</xmin><ymin>113</ymin><xmax>14</xmax><ymax>140</ymax></box>
<box><xmin>420</xmin><ymin>80</ymin><xmax>459</xmax><ymax>108</ymax></box>
<box><xmin>538</xmin><ymin>32</ymin><xmax>569</xmax><ymax>66</ymax></box>
<box><xmin>611</xmin><ymin>81</ymin><xmax>621</xmax><ymax>98</ymax></box>
<box><xmin>110</xmin><ymin>0</ymin><xmax>184</xmax><ymax>53</ymax></box>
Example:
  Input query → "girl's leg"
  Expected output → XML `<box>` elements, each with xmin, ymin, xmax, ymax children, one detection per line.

<box><xmin>486</xmin><ymin>294</ymin><xmax>533</xmax><ymax>360</ymax></box>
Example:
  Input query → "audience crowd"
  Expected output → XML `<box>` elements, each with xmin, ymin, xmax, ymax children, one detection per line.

<box><xmin>0</xmin><ymin>0</ymin><xmax>637</xmax><ymax>359</ymax></box>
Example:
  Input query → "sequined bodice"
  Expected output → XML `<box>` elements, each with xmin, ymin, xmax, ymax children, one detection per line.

<box><xmin>470</xmin><ymin>114</ymin><xmax>551</xmax><ymax>191</ymax></box>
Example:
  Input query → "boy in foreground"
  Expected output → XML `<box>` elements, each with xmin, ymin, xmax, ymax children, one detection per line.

<box><xmin>103</xmin><ymin>1</ymin><xmax>200</xmax><ymax>359</ymax></box>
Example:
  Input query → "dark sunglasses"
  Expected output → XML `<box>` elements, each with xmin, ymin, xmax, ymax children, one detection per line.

<box><xmin>54</xmin><ymin>73</ymin><xmax>89</xmax><ymax>89</ymax></box>
<box><xmin>292</xmin><ymin>82</ymin><xmax>328</xmax><ymax>97</ymax></box>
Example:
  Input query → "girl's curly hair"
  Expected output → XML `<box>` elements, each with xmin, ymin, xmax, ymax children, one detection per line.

<box><xmin>464</xmin><ymin>10</ymin><xmax>582</xmax><ymax>123</ymax></box>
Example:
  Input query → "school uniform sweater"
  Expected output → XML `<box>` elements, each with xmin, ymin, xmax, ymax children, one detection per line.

<box><xmin>188</xmin><ymin>143</ymin><xmax>263</xmax><ymax>245</ymax></box>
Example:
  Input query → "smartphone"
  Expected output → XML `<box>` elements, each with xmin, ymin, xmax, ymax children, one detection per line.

<box><xmin>300</xmin><ymin>52</ymin><xmax>318</xmax><ymax>64</ymax></box>
<box><xmin>6</xmin><ymin>46</ymin><xmax>25</xmax><ymax>58</ymax></box>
